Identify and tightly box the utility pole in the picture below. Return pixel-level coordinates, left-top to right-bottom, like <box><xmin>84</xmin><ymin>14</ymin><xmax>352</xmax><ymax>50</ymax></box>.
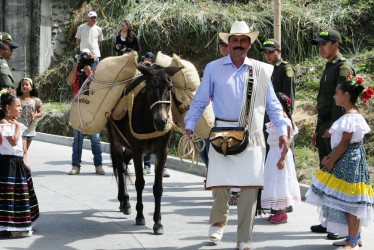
<box><xmin>274</xmin><ymin>0</ymin><xmax>281</xmax><ymax>47</ymax></box>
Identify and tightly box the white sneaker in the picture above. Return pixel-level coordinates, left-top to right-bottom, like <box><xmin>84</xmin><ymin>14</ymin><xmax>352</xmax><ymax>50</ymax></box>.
<box><xmin>163</xmin><ymin>169</ymin><xmax>170</xmax><ymax>177</ymax></box>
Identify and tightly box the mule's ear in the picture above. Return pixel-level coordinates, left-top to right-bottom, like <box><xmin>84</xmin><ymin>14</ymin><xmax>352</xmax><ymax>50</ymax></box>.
<box><xmin>135</xmin><ymin>63</ymin><xmax>153</xmax><ymax>77</ymax></box>
<box><xmin>164</xmin><ymin>66</ymin><xmax>183</xmax><ymax>77</ymax></box>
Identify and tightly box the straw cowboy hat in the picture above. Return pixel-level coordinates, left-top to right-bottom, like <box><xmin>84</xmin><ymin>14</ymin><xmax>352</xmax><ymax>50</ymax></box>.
<box><xmin>219</xmin><ymin>21</ymin><xmax>259</xmax><ymax>45</ymax></box>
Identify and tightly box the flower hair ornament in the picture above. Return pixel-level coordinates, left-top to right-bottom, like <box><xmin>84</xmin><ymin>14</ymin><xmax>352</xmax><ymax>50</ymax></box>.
<box><xmin>347</xmin><ymin>74</ymin><xmax>364</xmax><ymax>86</ymax></box>
<box><xmin>286</xmin><ymin>96</ymin><xmax>292</xmax><ymax>104</ymax></box>
<box><xmin>361</xmin><ymin>86</ymin><xmax>374</xmax><ymax>103</ymax></box>
<box><xmin>346</xmin><ymin>74</ymin><xmax>373</xmax><ymax>103</ymax></box>
<box><xmin>0</xmin><ymin>88</ymin><xmax>14</xmax><ymax>97</ymax></box>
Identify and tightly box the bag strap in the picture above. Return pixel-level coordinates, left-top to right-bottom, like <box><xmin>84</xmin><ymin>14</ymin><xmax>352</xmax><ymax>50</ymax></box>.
<box><xmin>238</xmin><ymin>64</ymin><xmax>253</xmax><ymax>127</ymax></box>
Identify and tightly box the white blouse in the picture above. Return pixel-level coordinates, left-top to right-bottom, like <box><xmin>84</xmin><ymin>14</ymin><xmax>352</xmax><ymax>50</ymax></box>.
<box><xmin>329</xmin><ymin>114</ymin><xmax>371</xmax><ymax>149</ymax></box>
<box><xmin>0</xmin><ymin>124</ymin><xmax>26</xmax><ymax>157</ymax></box>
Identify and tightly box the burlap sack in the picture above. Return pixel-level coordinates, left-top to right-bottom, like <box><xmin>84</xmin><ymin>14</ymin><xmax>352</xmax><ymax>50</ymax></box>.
<box><xmin>155</xmin><ymin>51</ymin><xmax>172</xmax><ymax>67</ymax></box>
<box><xmin>170</xmin><ymin>54</ymin><xmax>200</xmax><ymax>89</ymax></box>
<box><xmin>111</xmin><ymin>95</ymin><xmax>129</xmax><ymax>120</ymax></box>
<box><xmin>169</xmin><ymin>54</ymin><xmax>214</xmax><ymax>138</ymax></box>
<box><xmin>69</xmin><ymin>52</ymin><xmax>138</xmax><ymax>134</ymax></box>
<box><xmin>155</xmin><ymin>52</ymin><xmax>214</xmax><ymax>138</ymax></box>
<box><xmin>171</xmin><ymin>98</ymin><xmax>214</xmax><ymax>139</ymax></box>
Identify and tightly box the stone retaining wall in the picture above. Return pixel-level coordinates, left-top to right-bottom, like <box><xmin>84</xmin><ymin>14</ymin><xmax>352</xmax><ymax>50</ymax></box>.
<box><xmin>0</xmin><ymin>0</ymin><xmax>82</xmax><ymax>85</ymax></box>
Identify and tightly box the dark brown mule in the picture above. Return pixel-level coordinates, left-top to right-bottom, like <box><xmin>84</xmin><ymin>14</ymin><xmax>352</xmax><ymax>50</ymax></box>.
<box><xmin>106</xmin><ymin>63</ymin><xmax>181</xmax><ymax>235</ymax></box>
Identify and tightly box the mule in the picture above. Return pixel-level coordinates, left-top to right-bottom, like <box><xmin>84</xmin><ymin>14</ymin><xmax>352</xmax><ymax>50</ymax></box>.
<box><xmin>106</xmin><ymin>63</ymin><xmax>181</xmax><ymax>235</ymax></box>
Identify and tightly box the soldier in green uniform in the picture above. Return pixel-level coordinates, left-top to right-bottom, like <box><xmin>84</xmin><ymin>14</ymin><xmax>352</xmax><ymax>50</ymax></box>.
<box><xmin>261</xmin><ymin>39</ymin><xmax>295</xmax><ymax>111</ymax></box>
<box><xmin>310</xmin><ymin>29</ymin><xmax>355</xmax><ymax>239</ymax></box>
<box><xmin>0</xmin><ymin>32</ymin><xmax>19</xmax><ymax>90</ymax></box>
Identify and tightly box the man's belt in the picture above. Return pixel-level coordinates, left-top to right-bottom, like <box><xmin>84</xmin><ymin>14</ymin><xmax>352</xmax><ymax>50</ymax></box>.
<box><xmin>215</xmin><ymin>118</ymin><xmax>238</xmax><ymax>122</ymax></box>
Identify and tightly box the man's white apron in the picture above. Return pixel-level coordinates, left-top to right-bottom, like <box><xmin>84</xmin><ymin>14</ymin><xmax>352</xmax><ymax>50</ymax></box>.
<box><xmin>206</xmin><ymin>60</ymin><xmax>273</xmax><ymax>189</ymax></box>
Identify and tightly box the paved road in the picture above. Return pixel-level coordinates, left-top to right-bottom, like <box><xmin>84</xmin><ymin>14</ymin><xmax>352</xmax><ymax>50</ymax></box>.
<box><xmin>0</xmin><ymin>139</ymin><xmax>372</xmax><ymax>249</ymax></box>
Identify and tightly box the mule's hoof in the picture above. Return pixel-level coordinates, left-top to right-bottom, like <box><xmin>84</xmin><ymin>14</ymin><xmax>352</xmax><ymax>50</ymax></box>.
<box><xmin>153</xmin><ymin>225</ymin><xmax>164</xmax><ymax>235</ymax></box>
<box><xmin>136</xmin><ymin>217</ymin><xmax>145</xmax><ymax>225</ymax></box>
<box><xmin>119</xmin><ymin>205</ymin><xmax>131</xmax><ymax>215</ymax></box>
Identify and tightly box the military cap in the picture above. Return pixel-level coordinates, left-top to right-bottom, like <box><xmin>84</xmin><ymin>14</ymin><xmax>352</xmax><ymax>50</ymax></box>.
<box><xmin>312</xmin><ymin>30</ymin><xmax>342</xmax><ymax>45</ymax></box>
<box><xmin>218</xmin><ymin>39</ymin><xmax>227</xmax><ymax>45</ymax></box>
<box><xmin>0</xmin><ymin>42</ymin><xmax>8</xmax><ymax>50</ymax></box>
<box><xmin>261</xmin><ymin>39</ymin><xmax>281</xmax><ymax>51</ymax></box>
<box><xmin>0</xmin><ymin>32</ymin><xmax>20</xmax><ymax>48</ymax></box>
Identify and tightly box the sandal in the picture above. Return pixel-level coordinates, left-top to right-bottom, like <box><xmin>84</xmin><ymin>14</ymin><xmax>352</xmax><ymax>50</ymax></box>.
<box><xmin>237</xmin><ymin>241</ymin><xmax>254</xmax><ymax>250</ymax></box>
<box><xmin>333</xmin><ymin>233</ymin><xmax>362</xmax><ymax>247</ymax></box>
<box><xmin>336</xmin><ymin>236</ymin><xmax>359</xmax><ymax>250</ymax></box>
<box><xmin>208</xmin><ymin>223</ymin><xmax>225</xmax><ymax>242</ymax></box>
<box><xmin>9</xmin><ymin>230</ymin><xmax>33</xmax><ymax>238</ymax></box>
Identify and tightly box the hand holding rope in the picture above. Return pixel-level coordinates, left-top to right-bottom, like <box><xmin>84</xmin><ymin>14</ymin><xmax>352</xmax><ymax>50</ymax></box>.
<box><xmin>173</xmin><ymin>125</ymin><xmax>206</xmax><ymax>170</ymax></box>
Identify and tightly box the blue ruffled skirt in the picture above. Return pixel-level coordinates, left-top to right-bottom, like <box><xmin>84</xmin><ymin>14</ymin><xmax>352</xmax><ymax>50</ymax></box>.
<box><xmin>305</xmin><ymin>142</ymin><xmax>374</xmax><ymax>236</ymax></box>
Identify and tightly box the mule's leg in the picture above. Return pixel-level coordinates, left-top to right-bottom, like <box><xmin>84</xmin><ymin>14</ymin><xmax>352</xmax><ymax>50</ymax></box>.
<box><xmin>107</xmin><ymin>121</ymin><xmax>132</xmax><ymax>215</ymax></box>
<box><xmin>119</xmin><ymin>149</ymin><xmax>132</xmax><ymax>215</ymax></box>
<box><xmin>152</xmin><ymin>150</ymin><xmax>167</xmax><ymax>235</ymax></box>
<box><xmin>133</xmin><ymin>154</ymin><xmax>146</xmax><ymax>225</ymax></box>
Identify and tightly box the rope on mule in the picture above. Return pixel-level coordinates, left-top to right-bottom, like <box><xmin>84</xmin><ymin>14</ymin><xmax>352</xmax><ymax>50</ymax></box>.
<box><xmin>172</xmin><ymin>123</ymin><xmax>205</xmax><ymax>170</ymax></box>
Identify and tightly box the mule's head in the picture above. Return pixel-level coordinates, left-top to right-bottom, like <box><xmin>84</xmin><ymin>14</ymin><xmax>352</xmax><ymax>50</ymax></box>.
<box><xmin>135</xmin><ymin>63</ymin><xmax>182</xmax><ymax>131</ymax></box>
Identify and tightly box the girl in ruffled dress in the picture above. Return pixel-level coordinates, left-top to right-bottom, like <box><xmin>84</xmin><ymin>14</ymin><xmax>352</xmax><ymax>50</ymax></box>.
<box><xmin>0</xmin><ymin>92</ymin><xmax>39</xmax><ymax>237</ymax></box>
<box><xmin>261</xmin><ymin>92</ymin><xmax>301</xmax><ymax>223</ymax></box>
<box><xmin>305</xmin><ymin>76</ymin><xmax>373</xmax><ymax>250</ymax></box>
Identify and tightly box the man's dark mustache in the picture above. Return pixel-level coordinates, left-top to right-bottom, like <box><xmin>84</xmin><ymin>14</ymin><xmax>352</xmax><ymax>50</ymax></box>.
<box><xmin>233</xmin><ymin>46</ymin><xmax>245</xmax><ymax>50</ymax></box>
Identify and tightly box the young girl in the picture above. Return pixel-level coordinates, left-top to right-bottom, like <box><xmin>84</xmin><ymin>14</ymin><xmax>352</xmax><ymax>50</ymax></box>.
<box><xmin>305</xmin><ymin>76</ymin><xmax>373</xmax><ymax>250</ymax></box>
<box><xmin>0</xmin><ymin>92</ymin><xmax>39</xmax><ymax>237</ymax></box>
<box><xmin>261</xmin><ymin>92</ymin><xmax>301</xmax><ymax>223</ymax></box>
<box><xmin>16</xmin><ymin>78</ymin><xmax>43</xmax><ymax>166</ymax></box>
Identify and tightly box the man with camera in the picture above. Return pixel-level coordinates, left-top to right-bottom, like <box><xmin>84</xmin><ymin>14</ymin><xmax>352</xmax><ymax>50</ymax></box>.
<box><xmin>66</xmin><ymin>48</ymin><xmax>105</xmax><ymax>176</ymax></box>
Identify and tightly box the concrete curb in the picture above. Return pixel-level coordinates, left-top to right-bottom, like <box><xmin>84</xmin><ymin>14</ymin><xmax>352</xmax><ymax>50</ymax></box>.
<box><xmin>35</xmin><ymin>132</ymin><xmax>308</xmax><ymax>198</ymax></box>
<box><xmin>34</xmin><ymin>132</ymin><xmax>207</xmax><ymax>177</ymax></box>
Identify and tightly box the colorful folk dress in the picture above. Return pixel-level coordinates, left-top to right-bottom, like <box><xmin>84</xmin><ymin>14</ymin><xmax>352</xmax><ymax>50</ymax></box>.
<box><xmin>261</xmin><ymin>118</ymin><xmax>301</xmax><ymax>210</ymax></box>
<box><xmin>0</xmin><ymin>125</ymin><xmax>39</xmax><ymax>232</ymax></box>
<box><xmin>306</xmin><ymin>114</ymin><xmax>374</xmax><ymax>236</ymax></box>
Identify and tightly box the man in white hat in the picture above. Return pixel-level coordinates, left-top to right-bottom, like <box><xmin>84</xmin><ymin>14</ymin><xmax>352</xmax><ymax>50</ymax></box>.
<box><xmin>75</xmin><ymin>11</ymin><xmax>103</xmax><ymax>69</ymax></box>
<box><xmin>184</xmin><ymin>21</ymin><xmax>289</xmax><ymax>250</ymax></box>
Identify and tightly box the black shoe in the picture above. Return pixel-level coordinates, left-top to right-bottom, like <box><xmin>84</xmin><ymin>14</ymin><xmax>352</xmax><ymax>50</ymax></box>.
<box><xmin>310</xmin><ymin>224</ymin><xmax>327</xmax><ymax>233</ymax></box>
<box><xmin>286</xmin><ymin>206</ymin><xmax>293</xmax><ymax>213</ymax></box>
<box><xmin>327</xmin><ymin>232</ymin><xmax>344</xmax><ymax>240</ymax></box>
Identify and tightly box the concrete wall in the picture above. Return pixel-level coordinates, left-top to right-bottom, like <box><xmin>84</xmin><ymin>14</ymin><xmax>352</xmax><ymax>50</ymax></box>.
<box><xmin>0</xmin><ymin>0</ymin><xmax>32</xmax><ymax>87</ymax></box>
<box><xmin>0</xmin><ymin>0</ymin><xmax>80</xmax><ymax>85</ymax></box>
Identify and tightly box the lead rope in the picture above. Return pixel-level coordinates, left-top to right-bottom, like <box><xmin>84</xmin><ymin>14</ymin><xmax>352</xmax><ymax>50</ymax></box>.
<box><xmin>169</xmin><ymin>121</ymin><xmax>205</xmax><ymax>170</ymax></box>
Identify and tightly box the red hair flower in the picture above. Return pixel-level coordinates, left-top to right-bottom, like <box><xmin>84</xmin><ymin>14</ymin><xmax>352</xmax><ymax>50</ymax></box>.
<box><xmin>361</xmin><ymin>86</ymin><xmax>374</xmax><ymax>103</ymax></box>
<box><xmin>357</xmin><ymin>77</ymin><xmax>364</xmax><ymax>84</ymax></box>
<box><xmin>350</xmin><ymin>75</ymin><xmax>364</xmax><ymax>87</ymax></box>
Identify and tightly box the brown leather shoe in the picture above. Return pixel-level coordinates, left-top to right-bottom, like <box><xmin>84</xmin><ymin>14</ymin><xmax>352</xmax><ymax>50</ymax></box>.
<box><xmin>95</xmin><ymin>166</ymin><xmax>105</xmax><ymax>175</ymax></box>
<box><xmin>68</xmin><ymin>167</ymin><xmax>80</xmax><ymax>175</ymax></box>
